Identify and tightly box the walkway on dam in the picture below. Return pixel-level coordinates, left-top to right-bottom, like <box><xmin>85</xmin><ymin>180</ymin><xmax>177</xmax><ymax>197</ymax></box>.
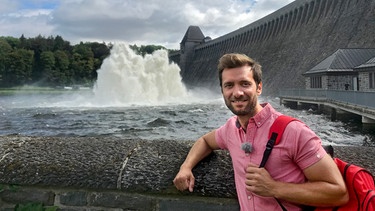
<box><xmin>279</xmin><ymin>89</ymin><xmax>375</xmax><ymax>124</ymax></box>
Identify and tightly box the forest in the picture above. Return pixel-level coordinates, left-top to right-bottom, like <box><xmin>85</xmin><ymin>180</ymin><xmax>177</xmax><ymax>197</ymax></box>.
<box><xmin>0</xmin><ymin>35</ymin><xmax>170</xmax><ymax>88</ymax></box>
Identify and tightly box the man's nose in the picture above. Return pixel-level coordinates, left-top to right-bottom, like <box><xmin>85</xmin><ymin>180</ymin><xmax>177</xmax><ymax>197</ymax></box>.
<box><xmin>233</xmin><ymin>85</ymin><xmax>244</xmax><ymax>97</ymax></box>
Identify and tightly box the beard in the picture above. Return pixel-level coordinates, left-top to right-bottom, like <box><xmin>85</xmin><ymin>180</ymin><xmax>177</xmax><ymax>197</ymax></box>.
<box><xmin>225</xmin><ymin>95</ymin><xmax>258</xmax><ymax>116</ymax></box>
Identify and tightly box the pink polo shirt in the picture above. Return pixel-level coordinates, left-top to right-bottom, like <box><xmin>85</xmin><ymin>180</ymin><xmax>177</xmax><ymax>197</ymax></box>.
<box><xmin>215</xmin><ymin>103</ymin><xmax>326</xmax><ymax>211</ymax></box>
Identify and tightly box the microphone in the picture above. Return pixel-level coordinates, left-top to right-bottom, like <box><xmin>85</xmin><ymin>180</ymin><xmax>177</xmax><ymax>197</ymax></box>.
<box><xmin>241</xmin><ymin>142</ymin><xmax>252</xmax><ymax>156</ymax></box>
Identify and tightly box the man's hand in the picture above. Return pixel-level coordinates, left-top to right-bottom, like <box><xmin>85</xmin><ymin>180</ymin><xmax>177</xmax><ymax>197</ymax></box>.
<box><xmin>173</xmin><ymin>131</ymin><xmax>218</xmax><ymax>193</ymax></box>
<box><xmin>245</xmin><ymin>163</ymin><xmax>277</xmax><ymax>197</ymax></box>
<box><xmin>173</xmin><ymin>167</ymin><xmax>195</xmax><ymax>192</ymax></box>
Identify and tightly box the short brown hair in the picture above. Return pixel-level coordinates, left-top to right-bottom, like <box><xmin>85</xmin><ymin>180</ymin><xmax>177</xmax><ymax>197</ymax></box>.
<box><xmin>218</xmin><ymin>53</ymin><xmax>262</xmax><ymax>87</ymax></box>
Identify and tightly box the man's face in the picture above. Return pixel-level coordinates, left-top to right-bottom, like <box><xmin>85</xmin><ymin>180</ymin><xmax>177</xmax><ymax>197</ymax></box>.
<box><xmin>221</xmin><ymin>65</ymin><xmax>262</xmax><ymax>117</ymax></box>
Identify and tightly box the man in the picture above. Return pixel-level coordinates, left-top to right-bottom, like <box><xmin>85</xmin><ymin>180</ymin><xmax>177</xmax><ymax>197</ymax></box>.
<box><xmin>173</xmin><ymin>53</ymin><xmax>348</xmax><ymax>211</ymax></box>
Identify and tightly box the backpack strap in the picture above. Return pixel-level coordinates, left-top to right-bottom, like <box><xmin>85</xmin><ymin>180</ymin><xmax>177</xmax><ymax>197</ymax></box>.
<box><xmin>259</xmin><ymin>115</ymin><xmax>297</xmax><ymax>211</ymax></box>
<box><xmin>268</xmin><ymin>115</ymin><xmax>297</xmax><ymax>145</ymax></box>
<box><xmin>259</xmin><ymin>115</ymin><xmax>297</xmax><ymax>168</ymax></box>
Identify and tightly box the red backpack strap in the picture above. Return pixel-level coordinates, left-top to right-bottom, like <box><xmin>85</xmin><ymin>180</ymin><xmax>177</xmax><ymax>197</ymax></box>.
<box><xmin>259</xmin><ymin>115</ymin><xmax>298</xmax><ymax>211</ymax></box>
<box><xmin>268</xmin><ymin>115</ymin><xmax>297</xmax><ymax>145</ymax></box>
<box><xmin>260</xmin><ymin>115</ymin><xmax>297</xmax><ymax>168</ymax></box>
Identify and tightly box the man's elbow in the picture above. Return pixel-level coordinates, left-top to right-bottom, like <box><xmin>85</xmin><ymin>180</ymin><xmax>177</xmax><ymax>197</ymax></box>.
<box><xmin>333</xmin><ymin>185</ymin><xmax>349</xmax><ymax>206</ymax></box>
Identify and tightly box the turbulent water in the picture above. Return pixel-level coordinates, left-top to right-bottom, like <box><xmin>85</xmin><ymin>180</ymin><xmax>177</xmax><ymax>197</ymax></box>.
<box><xmin>93</xmin><ymin>43</ymin><xmax>191</xmax><ymax>106</ymax></box>
<box><xmin>0</xmin><ymin>43</ymin><xmax>373</xmax><ymax>146</ymax></box>
<box><xmin>0</xmin><ymin>93</ymin><xmax>372</xmax><ymax>146</ymax></box>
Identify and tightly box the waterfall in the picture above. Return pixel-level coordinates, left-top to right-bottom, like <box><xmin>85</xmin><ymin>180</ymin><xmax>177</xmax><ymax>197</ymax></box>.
<box><xmin>93</xmin><ymin>43</ymin><xmax>190</xmax><ymax>106</ymax></box>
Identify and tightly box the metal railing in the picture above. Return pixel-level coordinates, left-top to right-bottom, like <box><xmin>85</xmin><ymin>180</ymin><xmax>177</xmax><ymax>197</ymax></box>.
<box><xmin>279</xmin><ymin>89</ymin><xmax>375</xmax><ymax>109</ymax></box>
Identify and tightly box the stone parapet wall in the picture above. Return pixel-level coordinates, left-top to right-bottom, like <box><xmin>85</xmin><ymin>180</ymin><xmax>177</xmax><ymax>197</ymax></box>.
<box><xmin>0</xmin><ymin>135</ymin><xmax>374</xmax><ymax>210</ymax></box>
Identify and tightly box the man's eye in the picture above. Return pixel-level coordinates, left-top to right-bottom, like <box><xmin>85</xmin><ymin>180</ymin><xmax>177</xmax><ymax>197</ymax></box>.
<box><xmin>224</xmin><ymin>84</ymin><xmax>233</xmax><ymax>88</ymax></box>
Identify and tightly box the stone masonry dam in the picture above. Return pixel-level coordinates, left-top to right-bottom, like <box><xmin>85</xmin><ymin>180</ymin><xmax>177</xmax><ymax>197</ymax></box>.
<box><xmin>170</xmin><ymin>0</ymin><xmax>375</xmax><ymax>95</ymax></box>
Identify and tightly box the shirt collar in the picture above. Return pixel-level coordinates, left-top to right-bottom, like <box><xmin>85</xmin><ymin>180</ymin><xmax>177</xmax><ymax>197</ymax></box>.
<box><xmin>235</xmin><ymin>103</ymin><xmax>274</xmax><ymax>129</ymax></box>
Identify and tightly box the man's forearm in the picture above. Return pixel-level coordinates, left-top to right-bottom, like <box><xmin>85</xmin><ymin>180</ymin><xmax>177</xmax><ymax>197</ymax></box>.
<box><xmin>180</xmin><ymin>137</ymin><xmax>214</xmax><ymax>170</ymax></box>
<box><xmin>272</xmin><ymin>180</ymin><xmax>348</xmax><ymax>207</ymax></box>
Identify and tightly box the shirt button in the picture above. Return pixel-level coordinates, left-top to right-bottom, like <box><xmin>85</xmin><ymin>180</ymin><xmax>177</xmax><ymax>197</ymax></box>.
<box><xmin>248</xmin><ymin>195</ymin><xmax>252</xmax><ymax>200</ymax></box>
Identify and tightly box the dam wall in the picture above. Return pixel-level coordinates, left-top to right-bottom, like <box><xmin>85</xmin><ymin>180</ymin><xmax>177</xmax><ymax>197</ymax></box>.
<box><xmin>0</xmin><ymin>135</ymin><xmax>374</xmax><ymax>210</ymax></box>
<box><xmin>172</xmin><ymin>0</ymin><xmax>375</xmax><ymax>95</ymax></box>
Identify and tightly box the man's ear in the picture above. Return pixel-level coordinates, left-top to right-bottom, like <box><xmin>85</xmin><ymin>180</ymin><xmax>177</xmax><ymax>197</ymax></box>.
<box><xmin>256</xmin><ymin>82</ymin><xmax>262</xmax><ymax>95</ymax></box>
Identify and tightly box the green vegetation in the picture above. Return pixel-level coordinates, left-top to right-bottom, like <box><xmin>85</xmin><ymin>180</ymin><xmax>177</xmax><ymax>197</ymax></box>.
<box><xmin>0</xmin><ymin>183</ymin><xmax>20</xmax><ymax>192</ymax></box>
<box><xmin>0</xmin><ymin>35</ymin><xmax>177</xmax><ymax>89</ymax></box>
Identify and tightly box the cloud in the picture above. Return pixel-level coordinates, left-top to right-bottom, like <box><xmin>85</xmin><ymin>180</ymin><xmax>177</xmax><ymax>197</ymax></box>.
<box><xmin>0</xmin><ymin>0</ymin><xmax>294</xmax><ymax>49</ymax></box>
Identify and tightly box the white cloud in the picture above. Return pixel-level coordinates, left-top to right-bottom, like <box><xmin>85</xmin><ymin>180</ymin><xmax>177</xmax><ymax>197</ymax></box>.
<box><xmin>0</xmin><ymin>0</ymin><xmax>19</xmax><ymax>13</ymax></box>
<box><xmin>0</xmin><ymin>0</ymin><xmax>294</xmax><ymax>49</ymax></box>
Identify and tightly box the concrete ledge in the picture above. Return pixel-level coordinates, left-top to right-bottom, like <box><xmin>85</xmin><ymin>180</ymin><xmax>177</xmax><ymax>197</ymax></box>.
<box><xmin>0</xmin><ymin>135</ymin><xmax>374</xmax><ymax>210</ymax></box>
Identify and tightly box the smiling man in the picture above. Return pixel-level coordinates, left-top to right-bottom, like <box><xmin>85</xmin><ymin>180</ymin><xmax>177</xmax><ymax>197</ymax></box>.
<box><xmin>173</xmin><ymin>53</ymin><xmax>348</xmax><ymax>211</ymax></box>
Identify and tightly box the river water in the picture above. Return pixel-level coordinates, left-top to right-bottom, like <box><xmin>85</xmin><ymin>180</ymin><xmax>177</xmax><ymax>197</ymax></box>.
<box><xmin>0</xmin><ymin>43</ymin><xmax>373</xmax><ymax>146</ymax></box>
<box><xmin>1</xmin><ymin>92</ymin><xmax>373</xmax><ymax>146</ymax></box>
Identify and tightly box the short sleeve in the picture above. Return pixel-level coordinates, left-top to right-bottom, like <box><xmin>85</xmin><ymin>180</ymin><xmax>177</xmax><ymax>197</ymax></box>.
<box><xmin>215</xmin><ymin>116</ymin><xmax>237</xmax><ymax>150</ymax></box>
<box><xmin>215</xmin><ymin>123</ymin><xmax>228</xmax><ymax>150</ymax></box>
<box><xmin>283</xmin><ymin>121</ymin><xmax>327</xmax><ymax>170</ymax></box>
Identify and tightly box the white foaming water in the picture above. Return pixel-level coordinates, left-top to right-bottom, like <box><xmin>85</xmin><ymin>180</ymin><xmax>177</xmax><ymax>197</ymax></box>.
<box><xmin>92</xmin><ymin>43</ymin><xmax>194</xmax><ymax>106</ymax></box>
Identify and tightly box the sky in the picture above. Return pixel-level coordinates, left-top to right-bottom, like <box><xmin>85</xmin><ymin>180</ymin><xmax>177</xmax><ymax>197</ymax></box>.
<box><xmin>0</xmin><ymin>0</ymin><xmax>294</xmax><ymax>49</ymax></box>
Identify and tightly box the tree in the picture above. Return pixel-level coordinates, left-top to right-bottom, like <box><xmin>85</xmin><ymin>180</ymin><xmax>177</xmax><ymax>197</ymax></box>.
<box><xmin>2</xmin><ymin>36</ymin><xmax>20</xmax><ymax>48</ymax></box>
<box><xmin>0</xmin><ymin>39</ymin><xmax>13</xmax><ymax>85</ymax></box>
<box><xmin>19</xmin><ymin>34</ymin><xmax>28</xmax><ymax>49</ymax></box>
<box><xmin>71</xmin><ymin>43</ymin><xmax>95</xmax><ymax>85</ymax></box>
<box><xmin>88</xmin><ymin>42</ymin><xmax>110</xmax><ymax>79</ymax></box>
<box><xmin>53</xmin><ymin>35</ymin><xmax>71</xmax><ymax>52</ymax></box>
<box><xmin>54</xmin><ymin>50</ymin><xmax>70</xmax><ymax>85</ymax></box>
<box><xmin>40</xmin><ymin>51</ymin><xmax>56</xmax><ymax>85</ymax></box>
<box><xmin>3</xmin><ymin>49</ymin><xmax>34</xmax><ymax>86</ymax></box>
<box><xmin>29</xmin><ymin>35</ymin><xmax>51</xmax><ymax>81</ymax></box>
<box><xmin>139</xmin><ymin>45</ymin><xmax>166</xmax><ymax>56</ymax></box>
